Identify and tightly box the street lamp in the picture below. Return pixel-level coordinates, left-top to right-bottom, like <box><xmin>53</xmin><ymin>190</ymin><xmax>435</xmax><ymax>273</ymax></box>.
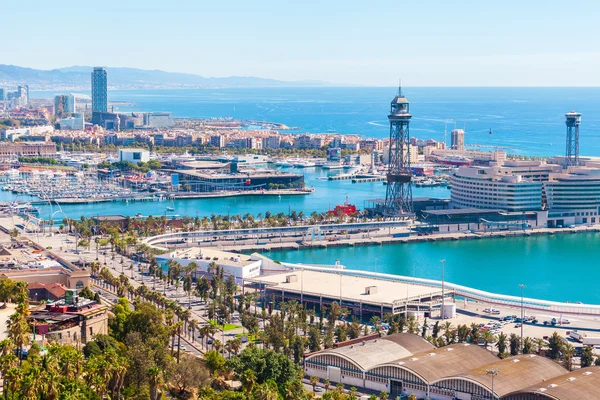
<box><xmin>519</xmin><ymin>284</ymin><xmax>526</xmax><ymax>351</ymax></box>
<box><xmin>440</xmin><ymin>259</ymin><xmax>446</xmax><ymax>319</ymax></box>
<box><xmin>486</xmin><ymin>368</ymin><xmax>499</xmax><ymax>400</ymax></box>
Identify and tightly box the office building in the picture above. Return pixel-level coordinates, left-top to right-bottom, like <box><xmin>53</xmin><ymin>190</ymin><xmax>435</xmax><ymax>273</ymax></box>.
<box><xmin>1</xmin><ymin>125</ymin><xmax>55</xmax><ymax>141</ymax></box>
<box><xmin>58</xmin><ymin>114</ymin><xmax>85</xmax><ymax>130</ymax></box>
<box><xmin>91</xmin><ymin>67</ymin><xmax>108</xmax><ymax>113</ymax></box>
<box><xmin>54</xmin><ymin>94</ymin><xmax>76</xmax><ymax>117</ymax></box>
<box><xmin>0</xmin><ymin>88</ymin><xmax>5</xmax><ymax>100</ymax></box>
<box><xmin>450</xmin><ymin>165</ymin><xmax>543</xmax><ymax>212</ymax></box>
<box><xmin>451</xmin><ymin>128</ymin><xmax>465</xmax><ymax>150</ymax></box>
<box><xmin>144</xmin><ymin>112</ymin><xmax>173</xmax><ymax>128</ymax></box>
<box><xmin>0</xmin><ymin>142</ymin><xmax>57</xmax><ymax>157</ymax></box>
<box><xmin>92</xmin><ymin>112</ymin><xmax>120</xmax><ymax>130</ymax></box>
<box><xmin>17</xmin><ymin>85</ymin><xmax>29</xmax><ymax>106</ymax></box>
<box><xmin>424</xmin><ymin>147</ymin><xmax>507</xmax><ymax>165</ymax></box>
<box><xmin>119</xmin><ymin>148</ymin><xmax>150</xmax><ymax>163</ymax></box>
<box><xmin>545</xmin><ymin>167</ymin><xmax>600</xmax><ymax>226</ymax></box>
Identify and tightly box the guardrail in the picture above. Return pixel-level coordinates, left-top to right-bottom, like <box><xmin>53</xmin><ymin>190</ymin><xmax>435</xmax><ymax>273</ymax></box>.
<box><xmin>281</xmin><ymin>263</ymin><xmax>600</xmax><ymax>316</ymax></box>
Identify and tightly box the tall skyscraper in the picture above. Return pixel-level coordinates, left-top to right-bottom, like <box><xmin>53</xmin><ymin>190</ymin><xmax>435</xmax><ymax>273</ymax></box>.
<box><xmin>91</xmin><ymin>67</ymin><xmax>108</xmax><ymax>113</ymax></box>
<box><xmin>0</xmin><ymin>87</ymin><xmax>5</xmax><ymax>100</ymax></box>
<box><xmin>54</xmin><ymin>94</ymin><xmax>76</xmax><ymax>117</ymax></box>
<box><xmin>17</xmin><ymin>85</ymin><xmax>29</xmax><ymax>106</ymax></box>
<box><xmin>451</xmin><ymin>129</ymin><xmax>465</xmax><ymax>151</ymax></box>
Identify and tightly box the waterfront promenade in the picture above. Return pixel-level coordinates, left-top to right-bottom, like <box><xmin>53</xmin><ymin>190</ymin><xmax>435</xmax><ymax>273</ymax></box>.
<box><xmin>142</xmin><ymin>217</ymin><xmax>600</xmax><ymax>253</ymax></box>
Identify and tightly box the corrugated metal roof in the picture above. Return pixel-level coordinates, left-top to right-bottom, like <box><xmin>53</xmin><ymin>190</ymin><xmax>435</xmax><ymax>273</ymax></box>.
<box><xmin>504</xmin><ymin>366</ymin><xmax>600</xmax><ymax>400</ymax></box>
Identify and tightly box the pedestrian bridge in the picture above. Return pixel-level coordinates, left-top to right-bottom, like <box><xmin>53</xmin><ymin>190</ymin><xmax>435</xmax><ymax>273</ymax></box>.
<box><xmin>142</xmin><ymin>220</ymin><xmax>410</xmax><ymax>249</ymax></box>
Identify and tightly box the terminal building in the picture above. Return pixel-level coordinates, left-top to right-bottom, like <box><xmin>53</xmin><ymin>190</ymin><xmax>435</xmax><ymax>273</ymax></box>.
<box><xmin>304</xmin><ymin>333</ymin><xmax>597</xmax><ymax>400</ymax></box>
<box><xmin>156</xmin><ymin>247</ymin><xmax>262</xmax><ymax>282</ymax></box>
<box><xmin>249</xmin><ymin>269</ymin><xmax>454</xmax><ymax>320</ymax></box>
<box><xmin>172</xmin><ymin>168</ymin><xmax>304</xmax><ymax>193</ymax></box>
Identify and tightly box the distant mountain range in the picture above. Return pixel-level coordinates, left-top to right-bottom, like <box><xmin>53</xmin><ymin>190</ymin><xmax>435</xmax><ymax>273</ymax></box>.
<box><xmin>0</xmin><ymin>65</ymin><xmax>329</xmax><ymax>89</ymax></box>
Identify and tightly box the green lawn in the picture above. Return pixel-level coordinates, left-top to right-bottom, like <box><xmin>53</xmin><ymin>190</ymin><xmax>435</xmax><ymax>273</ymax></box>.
<box><xmin>209</xmin><ymin>320</ymin><xmax>242</xmax><ymax>331</ymax></box>
<box><xmin>235</xmin><ymin>333</ymin><xmax>258</xmax><ymax>342</ymax></box>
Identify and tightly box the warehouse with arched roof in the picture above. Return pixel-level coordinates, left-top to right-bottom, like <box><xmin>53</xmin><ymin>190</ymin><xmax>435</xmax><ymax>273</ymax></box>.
<box><xmin>364</xmin><ymin>343</ymin><xmax>499</xmax><ymax>398</ymax></box>
<box><xmin>304</xmin><ymin>333</ymin><xmax>434</xmax><ymax>388</ymax></box>
<box><xmin>432</xmin><ymin>354</ymin><xmax>567</xmax><ymax>400</ymax></box>
<box><xmin>502</xmin><ymin>366</ymin><xmax>600</xmax><ymax>400</ymax></box>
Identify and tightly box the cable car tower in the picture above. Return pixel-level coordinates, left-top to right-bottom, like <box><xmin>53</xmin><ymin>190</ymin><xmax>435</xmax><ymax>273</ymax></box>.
<box><xmin>565</xmin><ymin>111</ymin><xmax>581</xmax><ymax>167</ymax></box>
<box><xmin>383</xmin><ymin>83</ymin><xmax>413</xmax><ymax>217</ymax></box>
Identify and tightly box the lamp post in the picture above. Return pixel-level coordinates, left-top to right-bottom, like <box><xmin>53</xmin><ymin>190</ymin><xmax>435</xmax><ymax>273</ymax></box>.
<box><xmin>440</xmin><ymin>259</ymin><xmax>446</xmax><ymax>319</ymax></box>
<box><xmin>519</xmin><ymin>284</ymin><xmax>526</xmax><ymax>351</ymax></box>
<box><xmin>486</xmin><ymin>368</ymin><xmax>499</xmax><ymax>400</ymax></box>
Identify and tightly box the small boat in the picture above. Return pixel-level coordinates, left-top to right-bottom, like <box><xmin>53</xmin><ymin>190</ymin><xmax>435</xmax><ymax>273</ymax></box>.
<box><xmin>166</xmin><ymin>206</ymin><xmax>175</xmax><ymax>211</ymax></box>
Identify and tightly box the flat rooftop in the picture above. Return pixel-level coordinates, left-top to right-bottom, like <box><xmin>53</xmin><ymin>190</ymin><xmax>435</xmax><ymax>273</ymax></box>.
<box><xmin>251</xmin><ymin>270</ymin><xmax>445</xmax><ymax>307</ymax></box>
<box><xmin>174</xmin><ymin>169</ymin><xmax>302</xmax><ymax>179</ymax></box>
<box><xmin>160</xmin><ymin>247</ymin><xmax>256</xmax><ymax>268</ymax></box>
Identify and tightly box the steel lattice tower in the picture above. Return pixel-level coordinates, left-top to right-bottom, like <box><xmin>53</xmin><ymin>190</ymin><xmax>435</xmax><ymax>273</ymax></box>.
<box><xmin>565</xmin><ymin>111</ymin><xmax>581</xmax><ymax>167</ymax></box>
<box><xmin>383</xmin><ymin>86</ymin><xmax>413</xmax><ymax>217</ymax></box>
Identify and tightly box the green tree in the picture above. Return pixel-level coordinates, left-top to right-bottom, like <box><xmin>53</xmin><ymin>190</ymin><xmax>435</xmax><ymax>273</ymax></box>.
<box><xmin>509</xmin><ymin>333</ymin><xmax>521</xmax><ymax>356</ymax></box>
<box><xmin>562</xmin><ymin>343</ymin><xmax>575</xmax><ymax>371</ymax></box>
<box><xmin>522</xmin><ymin>337</ymin><xmax>534</xmax><ymax>354</ymax></box>
<box><xmin>548</xmin><ymin>332</ymin><xmax>563</xmax><ymax>360</ymax></box>
<box><xmin>581</xmin><ymin>345</ymin><xmax>595</xmax><ymax>368</ymax></box>
<box><xmin>226</xmin><ymin>347</ymin><xmax>301</xmax><ymax>388</ymax></box>
<box><xmin>496</xmin><ymin>332</ymin><xmax>508</xmax><ymax>356</ymax></box>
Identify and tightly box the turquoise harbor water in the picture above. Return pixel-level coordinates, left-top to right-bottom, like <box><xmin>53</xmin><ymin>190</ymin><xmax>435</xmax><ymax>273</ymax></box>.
<box><xmin>1</xmin><ymin>167</ymin><xmax>447</xmax><ymax>219</ymax></box>
<box><xmin>265</xmin><ymin>232</ymin><xmax>600</xmax><ymax>304</ymax></box>
<box><xmin>21</xmin><ymin>87</ymin><xmax>600</xmax><ymax>303</ymax></box>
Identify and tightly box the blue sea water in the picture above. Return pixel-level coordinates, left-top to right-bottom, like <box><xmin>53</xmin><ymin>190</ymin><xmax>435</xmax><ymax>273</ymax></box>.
<box><xmin>33</xmin><ymin>87</ymin><xmax>600</xmax><ymax>157</ymax></box>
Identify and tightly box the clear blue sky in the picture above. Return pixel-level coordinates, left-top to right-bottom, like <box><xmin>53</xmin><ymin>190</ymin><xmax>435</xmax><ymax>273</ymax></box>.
<box><xmin>4</xmin><ymin>0</ymin><xmax>600</xmax><ymax>86</ymax></box>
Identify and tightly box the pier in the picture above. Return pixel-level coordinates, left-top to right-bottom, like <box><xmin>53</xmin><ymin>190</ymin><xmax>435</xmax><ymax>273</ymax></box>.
<box><xmin>26</xmin><ymin>188</ymin><xmax>313</xmax><ymax>205</ymax></box>
<box><xmin>352</xmin><ymin>176</ymin><xmax>385</xmax><ymax>183</ymax></box>
<box><xmin>327</xmin><ymin>173</ymin><xmax>356</xmax><ymax>181</ymax></box>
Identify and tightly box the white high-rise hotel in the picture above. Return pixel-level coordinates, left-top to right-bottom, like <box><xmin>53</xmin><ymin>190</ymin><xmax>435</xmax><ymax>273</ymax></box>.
<box><xmin>450</xmin><ymin>160</ymin><xmax>600</xmax><ymax>225</ymax></box>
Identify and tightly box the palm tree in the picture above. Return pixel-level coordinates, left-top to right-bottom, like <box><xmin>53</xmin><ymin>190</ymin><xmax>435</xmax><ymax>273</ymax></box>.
<box><xmin>481</xmin><ymin>330</ymin><xmax>496</xmax><ymax>349</ymax></box>
<box><xmin>380</xmin><ymin>391</ymin><xmax>389</xmax><ymax>400</ymax></box>
<box><xmin>240</xmin><ymin>369</ymin><xmax>256</xmax><ymax>399</ymax></box>
<box><xmin>370</xmin><ymin>315</ymin><xmax>381</xmax><ymax>333</ymax></box>
<box><xmin>535</xmin><ymin>338</ymin><xmax>546</xmax><ymax>355</ymax></box>
<box><xmin>213</xmin><ymin>339</ymin><xmax>223</xmax><ymax>354</ymax></box>
<box><xmin>522</xmin><ymin>337</ymin><xmax>534</xmax><ymax>354</ymax></box>
<box><xmin>496</xmin><ymin>332</ymin><xmax>508</xmax><ymax>356</ymax></box>
<box><xmin>148</xmin><ymin>366</ymin><xmax>162</xmax><ymax>400</ymax></box>
<box><xmin>309</xmin><ymin>376</ymin><xmax>319</xmax><ymax>393</ymax></box>
<box><xmin>188</xmin><ymin>319</ymin><xmax>199</xmax><ymax>342</ymax></box>
<box><xmin>323</xmin><ymin>378</ymin><xmax>330</xmax><ymax>393</ymax></box>
<box><xmin>184</xmin><ymin>262</ymin><xmax>198</xmax><ymax>308</ymax></box>
<box><xmin>562</xmin><ymin>343</ymin><xmax>575</xmax><ymax>371</ymax></box>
